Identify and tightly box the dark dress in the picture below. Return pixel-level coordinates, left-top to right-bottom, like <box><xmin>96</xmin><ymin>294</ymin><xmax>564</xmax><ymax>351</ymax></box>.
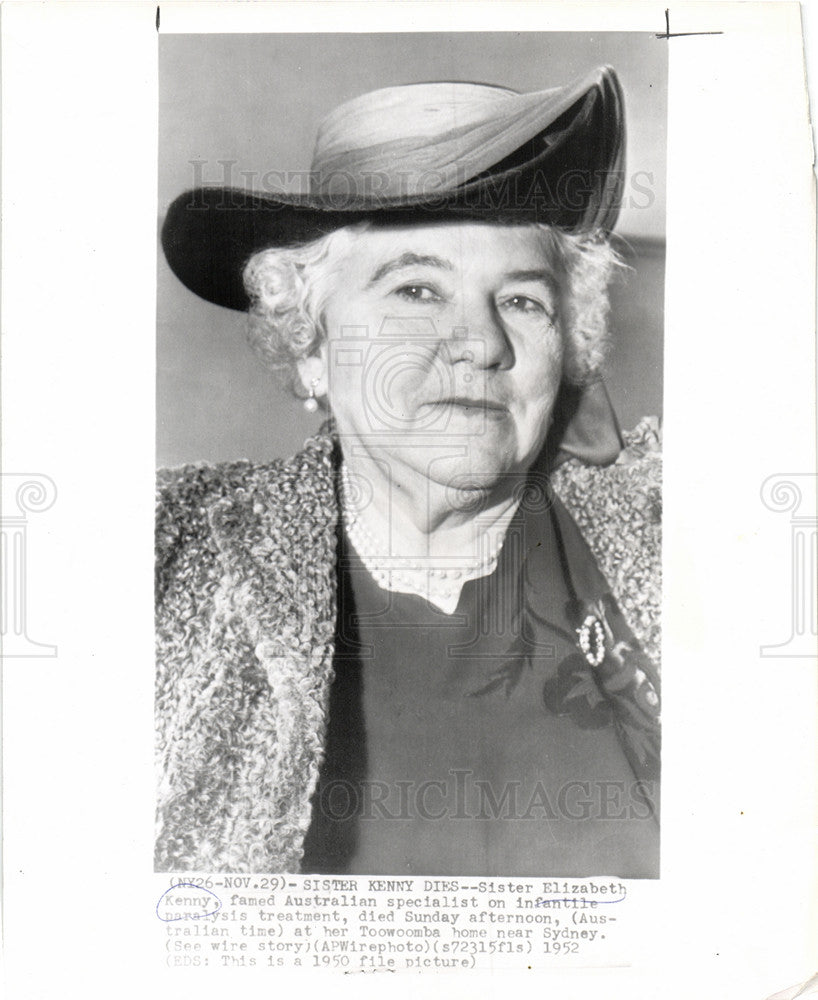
<box><xmin>302</xmin><ymin>484</ymin><xmax>660</xmax><ymax>877</ymax></box>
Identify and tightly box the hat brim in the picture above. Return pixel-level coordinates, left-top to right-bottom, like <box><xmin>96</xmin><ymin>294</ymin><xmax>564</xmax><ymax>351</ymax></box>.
<box><xmin>161</xmin><ymin>66</ymin><xmax>625</xmax><ymax>312</ymax></box>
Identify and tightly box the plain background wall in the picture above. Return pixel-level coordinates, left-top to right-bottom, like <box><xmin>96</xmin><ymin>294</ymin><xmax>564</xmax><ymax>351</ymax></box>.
<box><xmin>157</xmin><ymin>33</ymin><xmax>666</xmax><ymax>466</ymax></box>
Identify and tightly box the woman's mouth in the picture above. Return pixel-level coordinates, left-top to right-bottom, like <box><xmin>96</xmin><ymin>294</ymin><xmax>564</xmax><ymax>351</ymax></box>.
<box><xmin>433</xmin><ymin>396</ymin><xmax>508</xmax><ymax>415</ymax></box>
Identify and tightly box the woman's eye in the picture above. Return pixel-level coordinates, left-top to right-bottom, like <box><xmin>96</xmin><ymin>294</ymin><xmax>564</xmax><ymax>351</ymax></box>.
<box><xmin>500</xmin><ymin>295</ymin><xmax>556</xmax><ymax>322</ymax></box>
<box><xmin>503</xmin><ymin>295</ymin><xmax>542</xmax><ymax>313</ymax></box>
<box><xmin>394</xmin><ymin>284</ymin><xmax>441</xmax><ymax>303</ymax></box>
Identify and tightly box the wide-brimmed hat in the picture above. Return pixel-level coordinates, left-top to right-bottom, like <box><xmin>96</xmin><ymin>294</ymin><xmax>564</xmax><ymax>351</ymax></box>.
<box><xmin>162</xmin><ymin>65</ymin><xmax>625</xmax><ymax>312</ymax></box>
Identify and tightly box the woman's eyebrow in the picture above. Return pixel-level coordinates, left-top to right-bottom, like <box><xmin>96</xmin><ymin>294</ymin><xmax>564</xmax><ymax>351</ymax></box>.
<box><xmin>366</xmin><ymin>252</ymin><xmax>453</xmax><ymax>287</ymax></box>
<box><xmin>503</xmin><ymin>269</ymin><xmax>557</xmax><ymax>286</ymax></box>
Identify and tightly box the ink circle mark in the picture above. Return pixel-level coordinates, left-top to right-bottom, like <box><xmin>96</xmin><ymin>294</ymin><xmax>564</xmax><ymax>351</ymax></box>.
<box><xmin>156</xmin><ymin>882</ymin><xmax>223</xmax><ymax>922</ymax></box>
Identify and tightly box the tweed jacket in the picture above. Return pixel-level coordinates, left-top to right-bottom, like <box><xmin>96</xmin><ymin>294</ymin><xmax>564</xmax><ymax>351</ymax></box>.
<box><xmin>155</xmin><ymin>422</ymin><xmax>662</xmax><ymax>873</ymax></box>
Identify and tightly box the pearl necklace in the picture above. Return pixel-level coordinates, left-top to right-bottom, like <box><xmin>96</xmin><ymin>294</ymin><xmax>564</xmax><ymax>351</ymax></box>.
<box><xmin>340</xmin><ymin>463</ymin><xmax>515</xmax><ymax>612</ymax></box>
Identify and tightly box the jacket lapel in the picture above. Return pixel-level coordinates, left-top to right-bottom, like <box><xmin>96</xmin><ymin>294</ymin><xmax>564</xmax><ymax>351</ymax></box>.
<box><xmin>202</xmin><ymin>434</ymin><xmax>340</xmax><ymax>870</ymax></box>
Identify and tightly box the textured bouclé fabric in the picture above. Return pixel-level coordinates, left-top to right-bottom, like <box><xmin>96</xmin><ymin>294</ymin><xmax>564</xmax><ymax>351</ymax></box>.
<box><xmin>155</xmin><ymin>422</ymin><xmax>661</xmax><ymax>873</ymax></box>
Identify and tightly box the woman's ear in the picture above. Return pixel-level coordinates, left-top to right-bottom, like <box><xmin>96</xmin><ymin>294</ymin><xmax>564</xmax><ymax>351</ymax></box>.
<box><xmin>296</xmin><ymin>353</ymin><xmax>328</xmax><ymax>401</ymax></box>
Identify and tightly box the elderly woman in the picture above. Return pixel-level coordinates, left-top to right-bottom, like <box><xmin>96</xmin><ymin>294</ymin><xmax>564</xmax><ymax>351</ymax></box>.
<box><xmin>156</xmin><ymin>66</ymin><xmax>661</xmax><ymax>876</ymax></box>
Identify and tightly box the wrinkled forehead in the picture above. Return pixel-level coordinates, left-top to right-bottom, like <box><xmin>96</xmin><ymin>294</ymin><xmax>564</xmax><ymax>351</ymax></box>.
<box><xmin>331</xmin><ymin>220</ymin><xmax>563</xmax><ymax>281</ymax></box>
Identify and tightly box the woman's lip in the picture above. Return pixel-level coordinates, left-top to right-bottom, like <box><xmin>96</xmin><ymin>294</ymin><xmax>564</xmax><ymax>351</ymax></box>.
<box><xmin>434</xmin><ymin>397</ymin><xmax>508</xmax><ymax>411</ymax></box>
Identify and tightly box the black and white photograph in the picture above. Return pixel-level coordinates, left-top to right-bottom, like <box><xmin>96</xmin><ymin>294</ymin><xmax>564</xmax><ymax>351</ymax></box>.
<box><xmin>2</xmin><ymin>3</ymin><xmax>817</xmax><ymax>997</ymax></box>
<box><xmin>156</xmin><ymin>32</ymin><xmax>666</xmax><ymax>876</ymax></box>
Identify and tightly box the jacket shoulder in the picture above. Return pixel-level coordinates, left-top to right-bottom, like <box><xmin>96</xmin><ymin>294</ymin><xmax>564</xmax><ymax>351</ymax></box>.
<box><xmin>155</xmin><ymin>430</ymin><xmax>337</xmax><ymax>582</ymax></box>
<box><xmin>157</xmin><ymin>460</ymin><xmax>256</xmax><ymax>555</ymax></box>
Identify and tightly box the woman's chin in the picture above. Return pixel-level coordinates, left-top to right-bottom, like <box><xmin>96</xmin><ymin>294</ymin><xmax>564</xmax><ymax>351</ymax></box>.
<box><xmin>346</xmin><ymin>427</ymin><xmax>538</xmax><ymax>493</ymax></box>
<box><xmin>422</xmin><ymin>448</ymin><xmax>526</xmax><ymax>496</ymax></box>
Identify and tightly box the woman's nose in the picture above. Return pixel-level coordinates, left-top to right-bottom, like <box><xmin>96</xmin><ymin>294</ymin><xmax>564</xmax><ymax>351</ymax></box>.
<box><xmin>448</xmin><ymin>296</ymin><xmax>514</xmax><ymax>371</ymax></box>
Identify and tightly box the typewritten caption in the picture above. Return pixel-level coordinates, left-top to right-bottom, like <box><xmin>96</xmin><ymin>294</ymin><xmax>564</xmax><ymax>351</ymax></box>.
<box><xmin>156</xmin><ymin>875</ymin><xmax>645</xmax><ymax>971</ymax></box>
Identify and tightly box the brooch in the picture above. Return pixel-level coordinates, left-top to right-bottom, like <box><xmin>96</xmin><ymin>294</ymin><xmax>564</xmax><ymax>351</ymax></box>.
<box><xmin>576</xmin><ymin>614</ymin><xmax>606</xmax><ymax>667</ymax></box>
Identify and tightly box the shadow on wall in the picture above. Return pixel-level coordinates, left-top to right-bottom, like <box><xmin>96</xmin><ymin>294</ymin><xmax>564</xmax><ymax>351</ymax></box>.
<box><xmin>156</xmin><ymin>237</ymin><xmax>665</xmax><ymax>468</ymax></box>
<box><xmin>607</xmin><ymin>236</ymin><xmax>665</xmax><ymax>434</ymax></box>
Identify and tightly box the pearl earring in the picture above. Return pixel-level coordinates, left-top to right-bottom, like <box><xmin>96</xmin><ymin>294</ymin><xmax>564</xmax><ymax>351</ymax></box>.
<box><xmin>304</xmin><ymin>378</ymin><xmax>320</xmax><ymax>413</ymax></box>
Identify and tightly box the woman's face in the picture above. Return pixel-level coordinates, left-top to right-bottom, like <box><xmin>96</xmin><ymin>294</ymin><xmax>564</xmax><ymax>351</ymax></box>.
<box><xmin>320</xmin><ymin>221</ymin><xmax>565</xmax><ymax>494</ymax></box>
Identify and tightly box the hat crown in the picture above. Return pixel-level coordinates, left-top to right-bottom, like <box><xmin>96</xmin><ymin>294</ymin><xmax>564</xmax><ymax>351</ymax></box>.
<box><xmin>310</xmin><ymin>80</ymin><xmax>562</xmax><ymax>198</ymax></box>
<box><xmin>314</xmin><ymin>81</ymin><xmax>521</xmax><ymax>158</ymax></box>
